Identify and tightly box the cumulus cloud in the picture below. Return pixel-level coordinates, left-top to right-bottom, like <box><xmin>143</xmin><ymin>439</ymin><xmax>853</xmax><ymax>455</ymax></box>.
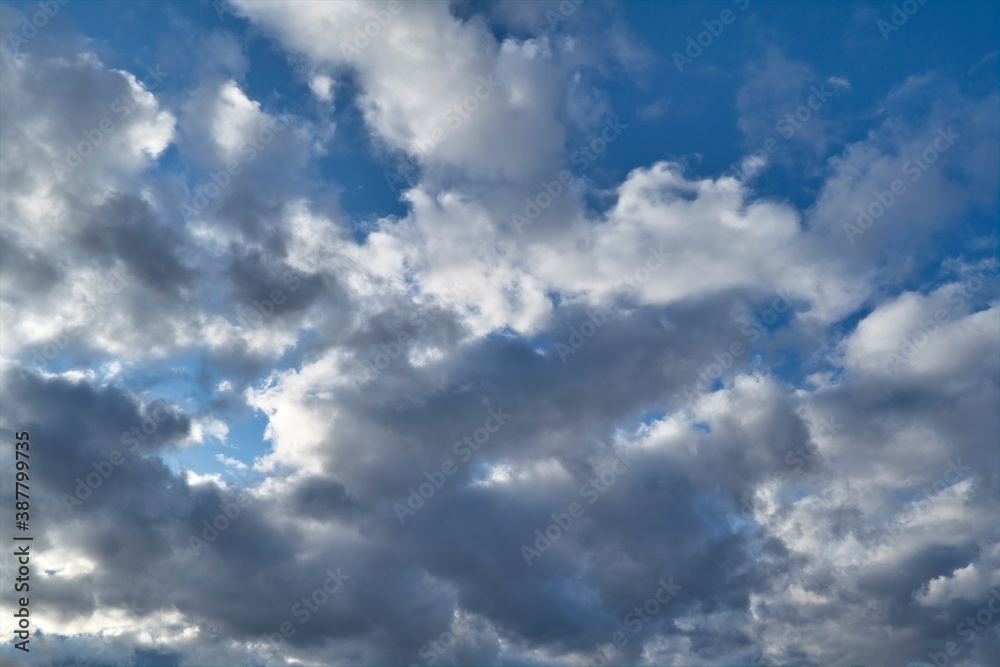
<box><xmin>0</xmin><ymin>1</ymin><xmax>997</xmax><ymax>666</ymax></box>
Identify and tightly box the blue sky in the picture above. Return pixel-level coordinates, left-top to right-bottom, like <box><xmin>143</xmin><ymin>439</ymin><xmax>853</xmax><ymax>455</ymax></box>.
<box><xmin>0</xmin><ymin>1</ymin><xmax>998</xmax><ymax>665</ymax></box>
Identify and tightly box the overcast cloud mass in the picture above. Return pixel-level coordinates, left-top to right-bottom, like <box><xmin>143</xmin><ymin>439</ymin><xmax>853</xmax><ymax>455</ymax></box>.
<box><xmin>0</xmin><ymin>1</ymin><xmax>998</xmax><ymax>666</ymax></box>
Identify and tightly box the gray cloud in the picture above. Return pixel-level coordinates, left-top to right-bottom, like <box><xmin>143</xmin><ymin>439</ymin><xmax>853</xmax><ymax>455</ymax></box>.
<box><xmin>0</xmin><ymin>2</ymin><xmax>997</xmax><ymax>666</ymax></box>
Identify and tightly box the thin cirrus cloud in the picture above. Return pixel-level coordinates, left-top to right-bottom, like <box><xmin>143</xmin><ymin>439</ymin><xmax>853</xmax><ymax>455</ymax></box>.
<box><xmin>0</xmin><ymin>1</ymin><xmax>997</xmax><ymax>666</ymax></box>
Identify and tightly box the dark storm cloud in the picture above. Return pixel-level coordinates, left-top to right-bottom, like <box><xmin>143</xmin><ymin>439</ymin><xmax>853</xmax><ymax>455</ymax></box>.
<box><xmin>213</xmin><ymin>295</ymin><xmax>827</xmax><ymax>662</ymax></box>
<box><xmin>78</xmin><ymin>194</ymin><xmax>196</xmax><ymax>297</ymax></box>
<box><xmin>0</xmin><ymin>290</ymin><xmax>819</xmax><ymax>666</ymax></box>
<box><xmin>0</xmin><ymin>235</ymin><xmax>62</xmax><ymax>297</ymax></box>
<box><xmin>224</xmin><ymin>246</ymin><xmax>330</xmax><ymax>320</ymax></box>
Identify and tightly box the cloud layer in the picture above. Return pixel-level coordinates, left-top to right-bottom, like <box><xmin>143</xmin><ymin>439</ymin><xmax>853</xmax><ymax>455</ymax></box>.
<box><xmin>0</xmin><ymin>1</ymin><xmax>997</xmax><ymax>666</ymax></box>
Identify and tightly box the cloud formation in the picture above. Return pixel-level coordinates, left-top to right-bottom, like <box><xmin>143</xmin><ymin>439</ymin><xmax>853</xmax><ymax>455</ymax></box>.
<box><xmin>0</xmin><ymin>1</ymin><xmax>997</xmax><ymax>666</ymax></box>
